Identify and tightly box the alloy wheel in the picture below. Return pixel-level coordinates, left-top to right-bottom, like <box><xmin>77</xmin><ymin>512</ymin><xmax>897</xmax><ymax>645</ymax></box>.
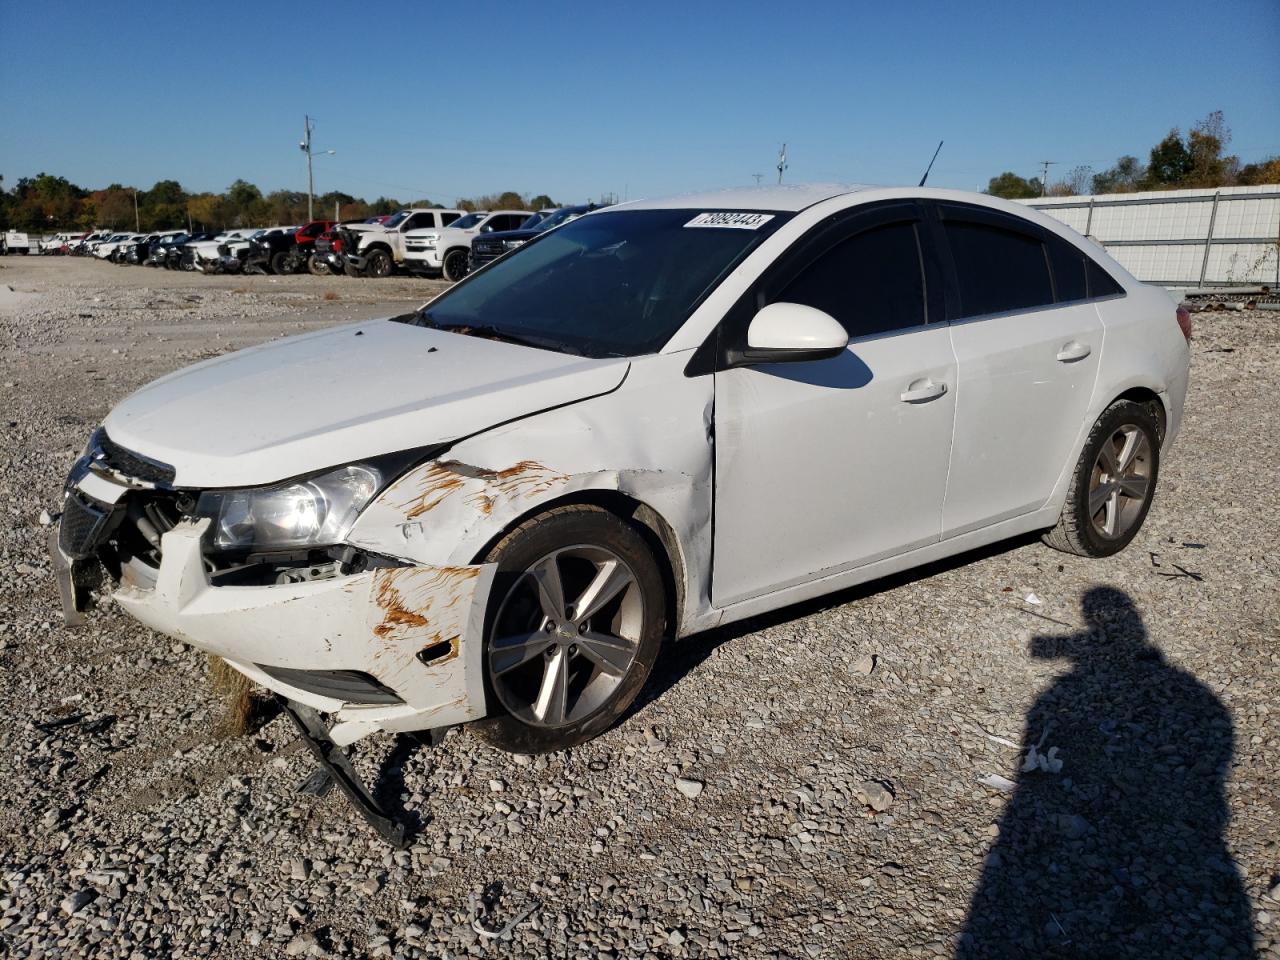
<box><xmin>488</xmin><ymin>546</ymin><xmax>644</xmax><ymax>728</ymax></box>
<box><xmin>1088</xmin><ymin>424</ymin><xmax>1152</xmax><ymax>539</ymax></box>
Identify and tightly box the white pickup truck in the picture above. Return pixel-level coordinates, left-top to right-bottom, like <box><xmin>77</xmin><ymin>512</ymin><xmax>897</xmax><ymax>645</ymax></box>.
<box><xmin>402</xmin><ymin>210</ymin><xmax>533</xmax><ymax>280</ymax></box>
<box><xmin>1</xmin><ymin>231</ymin><xmax>31</xmax><ymax>255</ymax></box>
<box><xmin>342</xmin><ymin>209</ymin><xmax>466</xmax><ymax>278</ymax></box>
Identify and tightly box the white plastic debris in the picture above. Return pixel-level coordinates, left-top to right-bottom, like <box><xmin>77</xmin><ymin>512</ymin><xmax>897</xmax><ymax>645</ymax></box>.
<box><xmin>1021</xmin><ymin>744</ymin><xmax>1064</xmax><ymax>774</ymax></box>
<box><xmin>978</xmin><ymin>774</ymin><xmax>1017</xmax><ymax>793</ymax></box>
<box><xmin>1024</xmin><ymin>592</ymin><xmax>1043</xmax><ymax>605</ymax></box>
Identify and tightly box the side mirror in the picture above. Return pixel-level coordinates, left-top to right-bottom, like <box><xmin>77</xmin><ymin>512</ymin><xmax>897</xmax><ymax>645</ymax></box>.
<box><xmin>733</xmin><ymin>302</ymin><xmax>849</xmax><ymax>365</ymax></box>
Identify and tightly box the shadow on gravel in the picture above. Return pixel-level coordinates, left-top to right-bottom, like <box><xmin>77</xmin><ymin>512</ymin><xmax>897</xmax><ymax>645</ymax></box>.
<box><xmin>957</xmin><ymin>586</ymin><xmax>1253</xmax><ymax>960</ymax></box>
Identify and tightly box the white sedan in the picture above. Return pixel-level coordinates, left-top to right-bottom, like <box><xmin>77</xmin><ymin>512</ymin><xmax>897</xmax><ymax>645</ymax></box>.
<box><xmin>54</xmin><ymin>183</ymin><xmax>1188</xmax><ymax>801</ymax></box>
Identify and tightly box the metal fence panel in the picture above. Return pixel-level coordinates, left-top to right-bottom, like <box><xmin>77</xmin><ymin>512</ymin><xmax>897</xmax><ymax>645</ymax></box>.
<box><xmin>1020</xmin><ymin>185</ymin><xmax>1280</xmax><ymax>287</ymax></box>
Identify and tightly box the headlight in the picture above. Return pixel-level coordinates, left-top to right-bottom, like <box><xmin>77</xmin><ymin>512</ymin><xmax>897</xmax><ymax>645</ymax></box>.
<box><xmin>502</xmin><ymin>239</ymin><xmax>526</xmax><ymax>251</ymax></box>
<box><xmin>196</xmin><ymin>464</ymin><xmax>382</xmax><ymax>552</ymax></box>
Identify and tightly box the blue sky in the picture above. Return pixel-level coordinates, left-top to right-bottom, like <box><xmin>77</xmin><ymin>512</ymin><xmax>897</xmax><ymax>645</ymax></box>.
<box><xmin>1</xmin><ymin>0</ymin><xmax>1277</xmax><ymax>205</ymax></box>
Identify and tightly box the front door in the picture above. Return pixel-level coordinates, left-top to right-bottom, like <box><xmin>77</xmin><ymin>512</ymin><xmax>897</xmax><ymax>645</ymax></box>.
<box><xmin>712</xmin><ymin>204</ymin><xmax>957</xmax><ymax>607</ymax></box>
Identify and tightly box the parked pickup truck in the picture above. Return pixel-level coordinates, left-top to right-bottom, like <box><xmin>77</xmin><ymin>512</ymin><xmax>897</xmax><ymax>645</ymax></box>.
<box><xmin>402</xmin><ymin>210</ymin><xmax>533</xmax><ymax>280</ymax></box>
<box><xmin>469</xmin><ymin>205</ymin><xmax>600</xmax><ymax>270</ymax></box>
<box><xmin>342</xmin><ymin>208</ymin><xmax>465</xmax><ymax>277</ymax></box>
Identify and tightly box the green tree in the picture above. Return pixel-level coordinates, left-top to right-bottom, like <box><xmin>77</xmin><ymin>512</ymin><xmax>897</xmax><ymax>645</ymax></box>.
<box><xmin>1092</xmin><ymin>156</ymin><xmax>1145</xmax><ymax>194</ymax></box>
<box><xmin>985</xmin><ymin>171</ymin><xmax>1041</xmax><ymax>199</ymax></box>
<box><xmin>1146</xmin><ymin>131</ymin><xmax>1193</xmax><ymax>187</ymax></box>
<box><xmin>141</xmin><ymin>179</ymin><xmax>187</xmax><ymax>229</ymax></box>
<box><xmin>528</xmin><ymin>194</ymin><xmax>556</xmax><ymax>210</ymax></box>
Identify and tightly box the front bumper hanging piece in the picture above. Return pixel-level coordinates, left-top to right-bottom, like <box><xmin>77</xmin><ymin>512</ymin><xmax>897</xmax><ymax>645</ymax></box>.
<box><xmin>279</xmin><ymin>697</ymin><xmax>410</xmax><ymax>849</ymax></box>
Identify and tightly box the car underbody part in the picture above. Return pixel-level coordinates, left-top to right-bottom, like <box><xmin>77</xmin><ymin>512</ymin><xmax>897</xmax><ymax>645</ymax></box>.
<box><xmin>279</xmin><ymin>697</ymin><xmax>410</xmax><ymax>849</ymax></box>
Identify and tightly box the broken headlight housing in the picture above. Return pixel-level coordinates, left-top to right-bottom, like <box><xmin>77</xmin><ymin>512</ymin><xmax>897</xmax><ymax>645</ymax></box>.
<box><xmin>195</xmin><ymin>464</ymin><xmax>382</xmax><ymax>552</ymax></box>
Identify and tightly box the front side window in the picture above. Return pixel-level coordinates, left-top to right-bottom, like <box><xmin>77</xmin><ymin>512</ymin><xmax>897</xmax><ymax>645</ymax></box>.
<box><xmin>776</xmin><ymin>220</ymin><xmax>928</xmax><ymax>338</ymax></box>
<box><xmin>943</xmin><ymin>221</ymin><xmax>1054</xmax><ymax>318</ymax></box>
<box><xmin>410</xmin><ymin>209</ymin><xmax>790</xmax><ymax>357</ymax></box>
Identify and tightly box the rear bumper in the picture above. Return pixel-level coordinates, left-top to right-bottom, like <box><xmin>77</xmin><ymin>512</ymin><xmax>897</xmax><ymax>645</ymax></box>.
<box><xmin>61</xmin><ymin>516</ymin><xmax>495</xmax><ymax>745</ymax></box>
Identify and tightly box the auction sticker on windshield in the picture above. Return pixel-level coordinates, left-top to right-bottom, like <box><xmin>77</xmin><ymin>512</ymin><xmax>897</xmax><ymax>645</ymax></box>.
<box><xmin>684</xmin><ymin>212</ymin><xmax>775</xmax><ymax>229</ymax></box>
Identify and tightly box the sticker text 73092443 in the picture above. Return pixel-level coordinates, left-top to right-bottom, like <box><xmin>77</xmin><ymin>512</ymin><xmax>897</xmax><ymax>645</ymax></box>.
<box><xmin>684</xmin><ymin>212</ymin><xmax>775</xmax><ymax>230</ymax></box>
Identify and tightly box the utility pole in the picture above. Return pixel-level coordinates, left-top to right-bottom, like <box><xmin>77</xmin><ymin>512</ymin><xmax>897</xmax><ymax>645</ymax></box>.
<box><xmin>1039</xmin><ymin>160</ymin><xmax>1056</xmax><ymax>197</ymax></box>
<box><xmin>301</xmin><ymin>115</ymin><xmax>315</xmax><ymax>222</ymax></box>
<box><xmin>777</xmin><ymin>144</ymin><xmax>788</xmax><ymax>184</ymax></box>
<box><xmin>133</xmin><ymin>188</ymin><xmax>140</xmax><ymax>231</ymax></box>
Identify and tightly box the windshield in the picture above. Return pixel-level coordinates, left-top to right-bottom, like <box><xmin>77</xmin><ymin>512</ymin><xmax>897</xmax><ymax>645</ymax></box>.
<box><xmin>449</xmin><ymin>213</ymin><xmax>485</xmax><ymax>230</ymax></box>
<box><xmin>381</xmin><ymin>211</ymin><xmax>411</xmax><ymax>228</ymax></box>
<box><xmin>519</xmin><ymin>212</ymin><xmax>551</xmax><ymax>230</ymax></box>
<box><xmin>408</xmin><ymin>208</ymin><xmax>789</xmax><ymax>358</ymax></box>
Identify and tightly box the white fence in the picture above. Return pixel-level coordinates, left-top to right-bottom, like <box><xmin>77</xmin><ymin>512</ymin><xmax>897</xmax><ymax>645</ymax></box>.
<box><xmin>1019</xmin><ymin>185</ymin><xmax>1280</xmax><ymax>288</ymax></box>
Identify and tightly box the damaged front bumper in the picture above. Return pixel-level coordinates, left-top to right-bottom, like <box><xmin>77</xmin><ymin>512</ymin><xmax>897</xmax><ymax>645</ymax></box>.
<box><xmin>53</xmin><ymin>501</ymin><xmax>495</xmax><ymax>746</ymax></box>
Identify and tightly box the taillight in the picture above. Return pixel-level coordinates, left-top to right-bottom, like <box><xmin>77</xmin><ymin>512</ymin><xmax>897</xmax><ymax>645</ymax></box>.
<box><xmin>1175</xmin><ymin>305</ymin><xmax>1193</xmax><ymax>343</ymax></box>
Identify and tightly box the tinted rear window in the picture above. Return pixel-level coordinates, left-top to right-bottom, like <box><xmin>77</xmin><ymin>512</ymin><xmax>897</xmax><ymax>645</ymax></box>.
<box><xmin>1045</xmin><ymin>233</ymin><xmax>1088</xmax><ymax>303</ymax></box>
<box><xmin>1087</xmin><ymin>258</ymin><xmax>1124</xmax><ymax>298</ymax></box>
<box><xmin>944</xmin><ymin>221</ymin><xmax>1053</xmax><ymax>318</ymax></box>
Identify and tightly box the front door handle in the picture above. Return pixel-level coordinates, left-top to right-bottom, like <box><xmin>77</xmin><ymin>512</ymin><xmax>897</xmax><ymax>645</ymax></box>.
<box><xmin>900</xmin><ymin>379</ymin><xmax>948</xmax><ymax>403</ymax></box>
<box><xmin>1056</xmin><ymin>341</ymin><xmax>1092</xmax><ymax>363</ymax></box>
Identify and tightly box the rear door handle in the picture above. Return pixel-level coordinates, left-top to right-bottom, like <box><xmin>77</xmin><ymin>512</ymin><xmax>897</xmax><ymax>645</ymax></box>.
<box><xmin>900</xmin><ymin>379</ymin><xmax>948</xmax><ymax>403</ymax></box>
<box><xmin>1056</xmin><ymin>341</ymin><xmax>1092</xmax><ymax>363</ymax></box>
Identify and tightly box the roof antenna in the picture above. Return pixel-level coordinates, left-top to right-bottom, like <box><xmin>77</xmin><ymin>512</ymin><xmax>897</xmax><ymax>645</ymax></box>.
<box><xmin>918</xmin><ymin>140</ymin><xmax>944</xmax><ymax>187</ymax></box>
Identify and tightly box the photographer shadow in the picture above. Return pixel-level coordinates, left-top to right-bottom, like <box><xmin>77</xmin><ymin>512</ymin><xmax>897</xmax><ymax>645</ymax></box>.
<box><xmin>958</xmin><ymin>586</ymin><xmax>1253</xmax><ymax>959</ymax></box>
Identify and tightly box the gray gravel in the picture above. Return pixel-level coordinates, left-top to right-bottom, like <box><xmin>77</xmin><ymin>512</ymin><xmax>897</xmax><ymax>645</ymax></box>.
<box><xmin>1</xmin><ymin>256</ymin><xmax>1277</xmax><ymax>958</ymax></box>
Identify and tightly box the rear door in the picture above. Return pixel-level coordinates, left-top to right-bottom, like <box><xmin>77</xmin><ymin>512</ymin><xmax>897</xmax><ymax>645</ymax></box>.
<box><xmin>932</xmin><ymin>202</ymin><xmax>1103</xmax><ymax>536</ymax></box>
<box><xmin>712</xmin><ymin>202</ymin><xmax>957</xmax><ymax>606</ymax></box>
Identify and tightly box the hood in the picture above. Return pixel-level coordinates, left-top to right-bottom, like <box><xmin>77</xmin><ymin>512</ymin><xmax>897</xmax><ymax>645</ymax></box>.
<box><xmin>102</xmin><ymin>319</ymin><xmax>630</xmax><ymax>488</ymax></box>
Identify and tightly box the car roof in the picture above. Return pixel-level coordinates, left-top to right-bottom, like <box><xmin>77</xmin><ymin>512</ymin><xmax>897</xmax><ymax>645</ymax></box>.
<box><xmin>616</xmin><ymin>183</ymin><xmax>875</xmax><ymax>213</ymax></box>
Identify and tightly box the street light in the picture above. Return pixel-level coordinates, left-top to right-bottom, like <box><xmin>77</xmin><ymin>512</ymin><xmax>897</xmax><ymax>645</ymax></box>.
<box><xmin>299</xmin><ymin>114</ymin><xmax>336</xmax><ymax>222</ymax></box>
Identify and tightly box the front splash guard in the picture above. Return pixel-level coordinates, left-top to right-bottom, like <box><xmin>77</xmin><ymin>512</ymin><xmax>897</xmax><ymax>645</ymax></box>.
<box><xmin>281</xmin><ymin>697</ymin><xmax>413</xmax><ymax>849</ymax></box>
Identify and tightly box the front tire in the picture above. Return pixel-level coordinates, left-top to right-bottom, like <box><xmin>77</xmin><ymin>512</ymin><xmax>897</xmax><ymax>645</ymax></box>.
<box><xmin>442</xmin><ymin>248</ymin><xmax>470</xmax><ymax>282</ymax></box>
<box><xmin>307</xmin><ymin>254</ymin><xmax>329</xmax><ymax>276</ymax></box>
<box><xmin>471</xmin><ymin>505</ymin><xmax>666</xmax><ymax>754</ymax></box>
<box><xmin>269</xmin><ymin>251</ymin><xmax>292</xmax><ymax>275</ymax></box>
<box><xmin>1043</xmin><ymin>399</ymin><xmax>1161</xmax><ymax>557</ymax></box>
<box><xmin>364</xmin><ymin>249</ymin><xmax>393</xmax><ymax>278</ymax></box>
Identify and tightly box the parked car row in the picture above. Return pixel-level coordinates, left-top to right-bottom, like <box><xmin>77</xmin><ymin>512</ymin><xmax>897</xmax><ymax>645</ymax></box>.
<box><xmin>24</xmin><ymin>203</ymin><xmax>604</xmax><ymax>280</ymax></box>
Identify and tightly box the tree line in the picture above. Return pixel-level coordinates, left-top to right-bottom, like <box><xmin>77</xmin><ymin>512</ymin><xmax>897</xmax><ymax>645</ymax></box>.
<box><xmin>0</xmin><ymin>175</ymin><xmax>560</xmax><ymax>233</ymax></box>
<box><xmin>986</xmin><ymin>112</ymin><xmax>1279</xmax><ymax>199</ymax></box>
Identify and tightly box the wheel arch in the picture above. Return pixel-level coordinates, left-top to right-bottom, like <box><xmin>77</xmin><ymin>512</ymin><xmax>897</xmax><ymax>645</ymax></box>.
<box><xmin>1111</xmin><ymin>385</ymin><xmax>1167</xmax><ymax>443</ymax></box>
<box><xmin>470</xmin><ymin>489</ymin><xmax>686</xmax><ymax>641</ymax></box>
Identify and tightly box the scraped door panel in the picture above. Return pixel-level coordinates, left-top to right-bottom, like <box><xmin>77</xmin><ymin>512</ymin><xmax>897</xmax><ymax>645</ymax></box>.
<box><xmin>712</xmin><ymin>326</ymin><xmax>956</xmax><ymax>607</ymax></box>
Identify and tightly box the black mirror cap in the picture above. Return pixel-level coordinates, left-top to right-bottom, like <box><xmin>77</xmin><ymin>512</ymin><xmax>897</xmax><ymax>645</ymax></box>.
<box><xmin>724</xmin><ymin>343</ymin><xmax>846</xmax><ymax>369</ymax></box>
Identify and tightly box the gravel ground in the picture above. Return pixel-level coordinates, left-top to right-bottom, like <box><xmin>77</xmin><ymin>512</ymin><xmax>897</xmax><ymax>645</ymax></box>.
<box><xmin>1</xmin><ymin>256</ymin><xmax>1277</xmax><ymax>959</ymax></box>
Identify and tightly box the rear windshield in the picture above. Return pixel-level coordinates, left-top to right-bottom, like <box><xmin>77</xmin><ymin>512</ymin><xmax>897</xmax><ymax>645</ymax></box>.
<box><xmin>408</xmin><ymin>208</ymin><xmax>790</xmax><ymax>358</ymax></box>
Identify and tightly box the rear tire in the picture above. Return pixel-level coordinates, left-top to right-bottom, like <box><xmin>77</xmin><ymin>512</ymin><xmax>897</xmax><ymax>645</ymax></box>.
<box><xmin>1043</xmin><ymin>399</ymin><xmax>1161</xmax><ymax>558</ymax></box>
<box><xmin>471</xmin><ymin>505</ymin><xmax>666</xmax><ymax>754</ymax></box>
<box><xmin>442</xmin><ymin>248</ymin><xmax>470</xmax><ymax>282</ymax></box>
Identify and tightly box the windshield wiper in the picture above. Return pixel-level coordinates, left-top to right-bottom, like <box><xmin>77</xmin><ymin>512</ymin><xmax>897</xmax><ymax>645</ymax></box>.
<box><xmin>440</xmin><ymin>322</ymin><xmax>579</xmax><ymax>353</ymax></box>
<box><xmin>398</xmin><ymin>311</ymin><xmax>585</xmax><ymax>355</ymax></box>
